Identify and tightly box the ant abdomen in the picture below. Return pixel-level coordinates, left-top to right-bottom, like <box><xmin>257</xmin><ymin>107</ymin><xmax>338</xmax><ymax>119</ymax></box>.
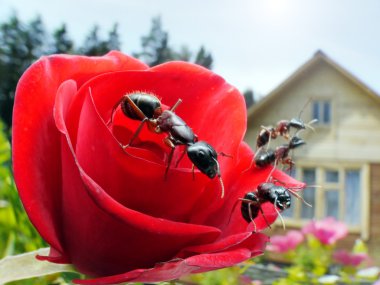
<box><xmin>121</xmin><ymin>92</ymin><xmax>162</xmax><ymax>120</ymax></box>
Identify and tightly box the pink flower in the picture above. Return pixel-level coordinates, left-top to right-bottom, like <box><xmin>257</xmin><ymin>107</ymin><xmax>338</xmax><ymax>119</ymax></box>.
<box><xmin>333</xmin><ymin>250</ymin><xmax>369</xmax><ymax>267</ymax></box>
<box><xmin>267</xmin><ymin>230</ymin><xmax>304</xmax><ymax>253</ymax></box>
<box><xmin>302</xmin><ymin>217</ymin><xmax>348</xmax><ymax>245</ymax></box>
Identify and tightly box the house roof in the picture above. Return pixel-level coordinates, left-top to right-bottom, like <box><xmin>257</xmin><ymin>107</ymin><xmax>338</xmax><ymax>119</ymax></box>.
<box><xmin>247</xmin><ymin>50</ymin><xmax>380</xmax><ymax>119</ymax></box>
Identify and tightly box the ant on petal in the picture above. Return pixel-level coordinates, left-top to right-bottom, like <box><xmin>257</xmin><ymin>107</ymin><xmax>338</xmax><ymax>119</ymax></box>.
<box><xmin>237</xmin><ymin>179</ymin><xmax>312</xmax><ymax>232</ymax></box>
<box><xmin>109</xmin><ymin>92</ymin><xmax>226</xmax><ymax>197</ymax></box>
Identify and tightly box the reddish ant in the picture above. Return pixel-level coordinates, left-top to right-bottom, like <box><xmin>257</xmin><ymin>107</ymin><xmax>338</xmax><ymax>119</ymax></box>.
<box><xmin>236</xmin><ymin>179</ymin><xmax>312</xmax><ymax>232</ymax></box>
<box><xmin>109</xmin><ymin>92</ymin><xmax>226</xmax><ymax>197</ymax></box>
<box><xmin>256</xmin><ymin>99</ymin><xmax>318</xmax><ymax>150</ymax></box>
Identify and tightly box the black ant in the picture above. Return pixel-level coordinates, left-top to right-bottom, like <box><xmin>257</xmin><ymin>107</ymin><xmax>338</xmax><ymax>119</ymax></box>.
<box><xmin>109</xmin><ymin>92</ymin><xmax>226</xmax><ymax>197</ymax></box>
<box><xmin>254</xmin><ymin>135</ymin><xmax>306</xmax><ymax>170</ymax></box>
<box><xmin>238</xmin><ymin>180</ymin><xmax>312</xmax><ymax>232</ymax></box>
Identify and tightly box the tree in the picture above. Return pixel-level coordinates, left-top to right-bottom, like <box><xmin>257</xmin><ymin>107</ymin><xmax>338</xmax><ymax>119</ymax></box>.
<box><xmin>51</xmin><ymin>24</ymin><xmax>74</xmax><ymax>54</ymax></box>
<box><xmin>134</xmin><ymin>16</ymin><xmax>214</xmax><ymax>69</ymax></box>
<box><xmin>133</xmin><ymin>16</ymin><xmax>174</xmax><ymax>66</ymax></box>
<box><xmin>0</xmin><ymin>15</ymin><xmax>47</xmax><ymax>127</ymax></box>
<box><xmin>80</xmin><ymin>25</ymin><xmax>109</xmax><ymax>56</ymax></box>
<box><xmin>243</xmin><ymin>88</ymin><xmax>255</xmax><ymax>109</ymax></box>
<box><xmin>79</xmin><ymin>24</ymin><xmax>121</xmax><ymax>56</ymax></box>
<box><xmin>194</xmin><ymin>46</ymin><xmax>213</xmax><ymax>69</ymax></box>
<box><xmin>107</xmin><ymin>23</ymin><xmax>121</xmax><ymax>51</ymax></box>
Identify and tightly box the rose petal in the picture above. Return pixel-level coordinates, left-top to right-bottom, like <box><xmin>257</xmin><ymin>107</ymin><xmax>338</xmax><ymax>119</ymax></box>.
<box><xmin>53</xmin><ymin>80</ymin><xmax>222</xmax><ymax>276</ymax></box>
<box><xmin>74</xmin><ymin>245</ymin><xmax>265</xmax><ymax>285</ymax></box>
<box><xmin>12</xmin><ymin>52</ymin><xmax>147</xmax><ymax>256</ymax></box>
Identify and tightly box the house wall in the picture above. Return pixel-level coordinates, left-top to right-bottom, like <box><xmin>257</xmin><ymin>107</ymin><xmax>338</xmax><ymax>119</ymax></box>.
<box><xmin>245</xmin><ymin>59</ymin><xmax>380</xmax><ymax>265</ymax></box>
<box><xmin>245</xmin><ymin>61</ymin><xmax>380</xmax><ymax>163</ymax></box>
<box><xmin>369</xmin><ymin>163</ymin><xmax>380</xmax><ymax>264</ymax></box>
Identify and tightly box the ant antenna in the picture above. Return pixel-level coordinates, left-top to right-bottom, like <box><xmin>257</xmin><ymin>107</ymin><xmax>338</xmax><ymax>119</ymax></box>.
<box><xmin>305</xmin><ymin>118</ymin><xmax>318</xmax><ymax>132</ymax></box>
<box><xmin>213</xmin><ymin>157</ymin><xmax>224</xmax><ymax>198</ymax></box>
<box><xmin>286</xmin><ymin>188</ymin><xmax>313</xmax><ymax>208</ymax></box>
<box><xmin>298</xmin><ymin>98</ymin><xmax>312</xmax><ymax>119</ymax></box>
<box><xmin>274</xmin><ymin>202</ymin><xmax>286</xmax><ymax>230</ymax></box>
<box><xmin>170</xmin><ymin>99</ymin><xmax>182</xmax><ymax>112</ymax></box>
<box><xmin>271</xmin><ymin>178</ymin><xmax>316</xmax><ymax>208</ymax></box>
<box><xmin>273</xmin><ymin>197</ymin><xmax>286</xmax><ymax>230</ymax></box>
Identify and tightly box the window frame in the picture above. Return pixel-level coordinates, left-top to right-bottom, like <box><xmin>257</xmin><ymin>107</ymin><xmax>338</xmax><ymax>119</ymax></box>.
<box><xmin>279</xmin><ymin>162</ymin><xmax>370</xmax><ymax>240</ymax></box>
<box><xmin>312</xmin><ymin>99</ymin><xmax>332</xmax><ymax>126</ymax></box>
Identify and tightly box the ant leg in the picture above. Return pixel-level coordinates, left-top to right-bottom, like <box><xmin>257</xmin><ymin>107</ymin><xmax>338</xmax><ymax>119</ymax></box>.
<box><xmin>174</xmin><ymin>149</ymin><xmax>187</xmax><ymax>168</ymax></box>
<box><xmin>170</xmin><ymin>99</ymin><xmax>183</xmax><ymax>112</ymax></box>
<box><xmin>274</xmin><ymin>198</ymin><xmax>286</xmax><ymax>230</ymax></box>
<box><xmin>227</xmin><ymin>198</ymin><xmax>244</xmax><ymax>226</ymax></box>
<box><xmin>191</xmin><ymin>164</ymin><xmax>195</xmax><ymax>180</ymax></box>
<box><xmin>123</xmin><ymin>118</ymin><xmax>148</xmax><ymax>149</ymax></box>
<box><xmin>258</xmin><ymin>206</ymin><xmax>272</xmax><ymax>229</ymax></box>
<box><xmin>163</xmin><ymin>137</ymin><xmax>176</xmax><ymax>180</ymax></box>
<box><xmin>266</xmin><ymin>161</ymin><xmax>278</xmax><ymax>182</ymax></box>
<box><xmin>107</xmin><ymin>95</ymin><xmax>126</xmax><ymax>127</ymax></box>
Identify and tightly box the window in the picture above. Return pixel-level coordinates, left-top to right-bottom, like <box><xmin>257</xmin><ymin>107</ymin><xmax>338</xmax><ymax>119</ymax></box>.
<box><xmin>283</xmin><ymin>164</ymin><xmax>369</xmax><ymax>238</ymax></box>
<box><xmin>312</xmin><ymin>100</ymin><xmax>331</xmax><ymax>124</ymax></box>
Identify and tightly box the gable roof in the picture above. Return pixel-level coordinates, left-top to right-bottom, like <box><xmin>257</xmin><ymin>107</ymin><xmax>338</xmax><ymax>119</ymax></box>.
<box><xmin>247</xmin><ymin>50</ymin><xmax>380</xmax><ymax>119</ymax></box>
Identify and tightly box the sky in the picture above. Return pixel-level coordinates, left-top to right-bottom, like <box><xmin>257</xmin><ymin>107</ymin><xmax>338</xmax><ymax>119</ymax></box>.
<box><xmin>1</xmin><ymin>0</ymin><xmax>379</xmax><ymax>97</ymax></box>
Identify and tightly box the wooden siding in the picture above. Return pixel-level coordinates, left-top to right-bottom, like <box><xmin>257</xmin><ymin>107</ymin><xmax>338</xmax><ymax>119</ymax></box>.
<box><xmin>246</xmin><ymin>54</ymin><xmax>380</xmax><ymax>265</ymax></box>
<box><xmin>369</xmin><ymin>163</ymin><xmax>380</xmax><ymax>264</ymax></box>
<box><xmin>245</xmin><ymin>61</ymin><xmax>380</xmax><ymax>163</ymax></box>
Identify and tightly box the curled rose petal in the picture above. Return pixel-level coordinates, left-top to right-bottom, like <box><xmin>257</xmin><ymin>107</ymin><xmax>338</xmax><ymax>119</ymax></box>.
<box><xmin>12</xmin><ymin>52</ymin><xmax>305</xmax><ymax>284</ymax></box>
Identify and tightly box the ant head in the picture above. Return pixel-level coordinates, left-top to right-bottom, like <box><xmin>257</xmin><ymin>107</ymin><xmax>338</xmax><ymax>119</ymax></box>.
<box><xmin>274</xmin><ymin>187</ymin><xmax>292</xmax><ymax>210</ymax></box>
<box><xmin>187</xmin><ymin>141</ymin><xmax>219</xmax><ymax>179</ymax></box>
<box><xmin>288</xmin><ymin>118</ymin><xmax>306</xmax><ymax>130</ymax></box>
<box><xmin>289</xmin><ymin>136</ymin><xmax>306</xmax><ymax>149</ymax></box>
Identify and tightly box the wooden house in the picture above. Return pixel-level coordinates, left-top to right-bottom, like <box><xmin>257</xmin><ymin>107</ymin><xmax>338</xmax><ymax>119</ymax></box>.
<box><xmin>245</xmin><ymin>50</ymin><xmax>380</xmax><ymax>262</ymax></box>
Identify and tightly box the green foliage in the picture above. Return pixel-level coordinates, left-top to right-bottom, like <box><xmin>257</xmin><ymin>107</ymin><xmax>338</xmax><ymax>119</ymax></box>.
<box><xmin>133</xmin><ymin>16</ymin><xmax>214</xmax><ymax>68</ymax></box>
<box><xmin>79</xmin><ymin>24</ymin><xmax>121</xmax><ymax>56</ymax></box>
<box><xmin>0</xmin><ymin>14</ymin><xmax>47</xmax><ymax>128</ymax></box>
<box><xmin>51</xmin><ymin>24</ymin><xmax>74</xmax><ymax>54</ymax></box>
<box><xmin>271</xmin><ymin>234</ymin><xmax>373</xmax><ymax>285</ymax></box>
<box><xmin>0</xmin><ymin>122</ymin><xmax>44</xmax><ymax>258</ymax></box>
<box><xmin>188</xmin><ymin>266</ymin><xmax>243</xmax><ymax>285</ymax></box>
<box><xmin>0</xmin><ymin>121</ymin><xmax>82</xmax><ymax>284</ymax></box>
<box><xmin>0</xmin><ymin>14</ymin><xmax>214</xmax><ymax>131</ymax></box>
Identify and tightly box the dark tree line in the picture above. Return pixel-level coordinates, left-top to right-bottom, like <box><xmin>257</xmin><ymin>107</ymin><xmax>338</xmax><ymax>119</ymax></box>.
<box><xmin>0</xmin><ymin>15</ymin><xmax>214</xmax><ymax>129</ymax></box>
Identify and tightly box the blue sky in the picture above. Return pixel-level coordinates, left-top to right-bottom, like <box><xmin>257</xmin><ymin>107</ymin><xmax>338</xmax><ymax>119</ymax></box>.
<box><xmin>1</xmin><ymin>0</ymin><xmax>379</xmax><ymax>96</ymax></box>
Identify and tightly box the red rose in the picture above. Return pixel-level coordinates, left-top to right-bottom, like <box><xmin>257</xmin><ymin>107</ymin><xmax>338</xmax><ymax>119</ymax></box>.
<box><xmin>12</xmin><ymin>51</ymin><xmax>302</xmax><ymax>284</ymax></box>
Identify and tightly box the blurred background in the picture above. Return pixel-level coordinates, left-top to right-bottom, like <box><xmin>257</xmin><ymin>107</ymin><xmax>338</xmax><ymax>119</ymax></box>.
<box><xmin>1</xmin><ymin>0</ymin><xmax>379</xmax><ymax>284</ymax></box>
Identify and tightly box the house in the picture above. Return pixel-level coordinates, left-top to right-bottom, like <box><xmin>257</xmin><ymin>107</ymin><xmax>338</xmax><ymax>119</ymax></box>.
<box><xmin>245</xmin><ymin>50</ymin><xmax>380</xmax><ymax>261</ymax></box>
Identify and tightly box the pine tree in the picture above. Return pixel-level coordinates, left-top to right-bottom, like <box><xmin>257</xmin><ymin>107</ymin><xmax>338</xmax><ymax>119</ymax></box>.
<box><xmin>51</xmin><ymin>24</ymin><xmax>74</xmax><ymax>54</ymax></box>
<box><xmin>0</xmin><ymin>15</ymin><xmax>47</xmax><ymax>128</ymax></box>
<box><xmin>194</xmin><ymin>46</ymin><xmax>213</xmax><ymax>69</ymax></box>
<box><xmin>106</xmin><ymin>23</ymin><xmax>121</xmax><ymax>51</ymax></box>
<box><xmin>133</xmin><ymin>16</ymin><xmax>174</xmax><ymax>66</ymax></box>
<box><xmin>80</xmin><ymin>25</ymin><xmax>109</xmax><ymax>56</ymax></box>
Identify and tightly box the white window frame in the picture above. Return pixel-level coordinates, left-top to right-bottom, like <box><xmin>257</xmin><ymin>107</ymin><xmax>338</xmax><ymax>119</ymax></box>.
<box><xmin>312</xmin><ymin>99</ymin><xmax>332</xmax><ymax>125</ymax></box>
<box><xmin>279</xmin><ymin>162</ymin><xmax>370</xmax><ymax>240</ymax></box>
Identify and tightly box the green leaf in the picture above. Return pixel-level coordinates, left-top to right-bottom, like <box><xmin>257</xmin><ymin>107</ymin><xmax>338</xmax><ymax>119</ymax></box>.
<box><xmin>0</xmin><ymin>248</ymin><xmax>76</xmax><ymax>284</ymax></box>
